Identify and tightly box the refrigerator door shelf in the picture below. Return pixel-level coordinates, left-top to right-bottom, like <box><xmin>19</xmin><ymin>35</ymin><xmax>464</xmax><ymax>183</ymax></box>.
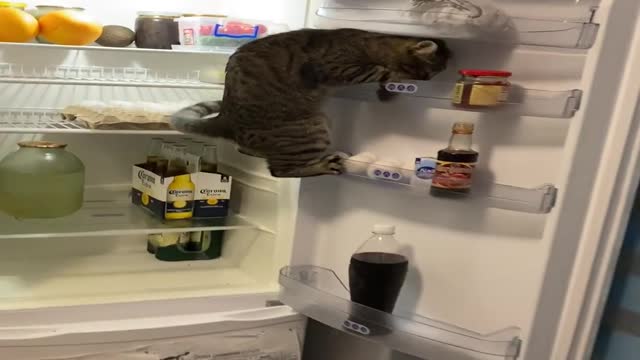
<box><xmin>315</xmin><ymin>4</ymin><xmax>599</xmax><ymax>49</ymax></box>
<box><xmin>343</xmin><ymin>159</ymin><xmax>558</xmax><ymax>214</ymax></box>
<box><xmin>0</xmin><ymin>185</ymin><xmax>261</xmax><ymax>240</ymax></box>
<box><xmin>333</xmin><ymin>82</ymin><xmax>583</xmax><ymax>119</ymax></box>
<box><xmin>279</xmin><ymin>265</ymin><xmax>521</xmax><ymax>360</ymax></box>
<box><xmin>0</xmin><ymin>62</ymin><xmax>222</xmax><ymax>90</ymax></box>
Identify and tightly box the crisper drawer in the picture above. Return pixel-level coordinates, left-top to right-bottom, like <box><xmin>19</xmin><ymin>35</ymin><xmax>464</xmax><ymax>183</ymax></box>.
<box><xmin>0</xmin><ymin>303</ymin><xmax>305</xmax><ymax>359</ymax></box>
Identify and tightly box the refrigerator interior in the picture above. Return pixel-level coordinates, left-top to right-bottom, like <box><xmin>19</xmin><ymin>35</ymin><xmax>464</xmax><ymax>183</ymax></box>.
<box><xmin>0</xmin><ymin>0</ymin><xmax>307</xmax><ymax>310</ymax></box>
<box><xmin>2</xmin><ymin>0</ymin><xmax>640</xmax><ymax>359</ymax></box>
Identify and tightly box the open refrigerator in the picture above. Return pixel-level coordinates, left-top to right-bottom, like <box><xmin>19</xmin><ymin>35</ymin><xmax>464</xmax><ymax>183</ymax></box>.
<box><xmin>0</xmin><ymin>0</ymin><xmax>639</xmax><ymax>359</ymax></box>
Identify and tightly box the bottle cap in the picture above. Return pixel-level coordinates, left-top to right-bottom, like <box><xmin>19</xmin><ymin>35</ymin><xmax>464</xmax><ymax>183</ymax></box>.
<box><xmin>373</xmin><ymin>224</ymin><xmax>395</xmax><ymax>235</ymax></box>
<box><xmin>452</xmin><ymin>122</ymin><xmax>474</xmax><ymax>134</ymax></box>
<box><xmin>459</xmin><ymin>69</ymin><xmax>512</xmax><ymax>78</ymax></box>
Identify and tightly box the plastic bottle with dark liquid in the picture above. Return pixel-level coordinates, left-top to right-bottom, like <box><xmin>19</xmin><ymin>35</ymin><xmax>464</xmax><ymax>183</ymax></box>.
<box><xmin>348</xmin><ymin>225</ymin><xmax>408</xmax><ymax>336</ymax></box>
<box><xmin>430</xmin><ymin>122</ymin><xmax>479</xmax><ymax>197</ymax></box>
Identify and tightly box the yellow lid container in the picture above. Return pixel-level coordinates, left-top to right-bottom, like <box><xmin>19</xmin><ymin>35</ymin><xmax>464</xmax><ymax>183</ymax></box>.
<box><xmin>0</xmin><ymin>2</ymin><xmax>27</xmax><ymax>9</ymax></box>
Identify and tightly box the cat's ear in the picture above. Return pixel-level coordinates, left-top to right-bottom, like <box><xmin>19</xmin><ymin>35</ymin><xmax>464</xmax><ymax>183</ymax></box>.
<box><xmin>409</xmin><ymin>40</ymin><xmax>438</xmax><ymax>60</ymax></box>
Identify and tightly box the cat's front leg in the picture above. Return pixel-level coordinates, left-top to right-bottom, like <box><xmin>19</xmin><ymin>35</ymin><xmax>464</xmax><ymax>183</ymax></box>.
<box><xmin>377</xmin><ymin>72</ymin><xmax>403</xmax><ymax>102</ymax></box>
<box><xmin>377</xmin><ymin>84</ymin><xmax>398</xmax><ymax>102</ymax></box>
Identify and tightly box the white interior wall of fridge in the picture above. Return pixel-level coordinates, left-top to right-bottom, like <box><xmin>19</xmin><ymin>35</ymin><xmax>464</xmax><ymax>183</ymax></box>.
<box><xmin>0</xmin><ymin>0</ymin><xmax>305</xmax><ymax>311</ymax></box>
<box><xmin>296</xmin><ymin>1</ymin><xmax>610</xmax><ymax>359</ymax></box>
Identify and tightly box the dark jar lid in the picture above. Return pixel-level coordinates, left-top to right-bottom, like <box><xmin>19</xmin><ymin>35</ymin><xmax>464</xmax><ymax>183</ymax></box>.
<box><xmin>459</xmin><ymin>69</ymin><xmax>512</xmax><ymax>78</ymax></box>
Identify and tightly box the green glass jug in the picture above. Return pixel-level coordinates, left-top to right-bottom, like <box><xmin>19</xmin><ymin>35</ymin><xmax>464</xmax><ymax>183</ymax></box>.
<box><xmin>0</xmin><ymin>141</ymin><xmax>85</xmax><ymax>218</ymax></box>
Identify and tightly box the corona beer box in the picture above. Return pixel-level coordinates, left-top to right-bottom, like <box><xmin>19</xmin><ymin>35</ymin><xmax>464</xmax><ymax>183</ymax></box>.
<box><xmin>131</xmin><ymin>164</ymin><xmax>232</xmax><ymax>220</ymax></box>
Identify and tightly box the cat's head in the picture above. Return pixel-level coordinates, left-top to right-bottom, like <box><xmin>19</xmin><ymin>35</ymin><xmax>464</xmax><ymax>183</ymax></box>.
<box><xmin>395</xmin><ymin>38</ymin><xmax>450</xmax><ymax>81</ymax></box>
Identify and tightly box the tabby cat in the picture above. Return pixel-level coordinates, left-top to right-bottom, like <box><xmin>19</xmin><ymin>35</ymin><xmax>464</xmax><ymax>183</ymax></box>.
<box><xmin>171</xmin><ymin>28</ymin><xmax>450</xmax><ymax>178</ymax></box>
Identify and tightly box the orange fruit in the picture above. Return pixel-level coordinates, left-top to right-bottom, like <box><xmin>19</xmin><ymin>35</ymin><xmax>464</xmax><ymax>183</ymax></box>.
<box><xmin>38</xmin><ymin>9</ymin><xmax>102</xmax><ymax>45</ymax></box>
<box><xmin>0</xmin><ymin>8</ymin><xmax>39</xmax><ymax>43</ymax></box>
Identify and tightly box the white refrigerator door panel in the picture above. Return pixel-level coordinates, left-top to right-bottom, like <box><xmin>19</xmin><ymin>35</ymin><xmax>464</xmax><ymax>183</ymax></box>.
<box><xmin>541</xmin><ymin>2</ymin><xmax>640</xmax><ymax>359</ymax></box>
<box><xmin>0</xmin><ymin>305</ymin><xmax>305</xmax><ymax>359</ymax></box>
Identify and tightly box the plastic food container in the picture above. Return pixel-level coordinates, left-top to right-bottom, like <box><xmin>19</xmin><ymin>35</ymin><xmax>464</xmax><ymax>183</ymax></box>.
<box><xmin>452</xmin><ymin>69</ymin><xmax>512</xmax><ymax>107</ymax></box>
<box><xmin>176</xmin><ymin>16</ymin><xmax>287</xmax><ymax>50</ymax></box>
<box><xmin>135</xmin><ymin>11</ymin><xmax>181</xmax><ymax>49</ymax></box>
<box><xmin>0</xmin><ymin>141</ymin><xmax>85</xmax><ymax>219</ymax></box>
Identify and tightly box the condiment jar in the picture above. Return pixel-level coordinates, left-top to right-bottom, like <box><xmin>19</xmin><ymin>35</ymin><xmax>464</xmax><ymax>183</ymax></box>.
<box><xmin>135</xmin><ymin>11</ymin><xmax>181</xmax><ymax>49</ymax></box>
<box><xmin>0</xmin><ymin>141</ymin><xmax>85</xmax><ymax>218</ymax></box>
<box><xmin>452</xmin><ymin>69</ymin><xmax>512</xmax><ymax>107</ymax></box>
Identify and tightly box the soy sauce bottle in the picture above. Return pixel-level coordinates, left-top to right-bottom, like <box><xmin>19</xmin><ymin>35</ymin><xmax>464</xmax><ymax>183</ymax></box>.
<box><xmin>430</xmin><ymin>122</ymin><xmax>479</xmax><ymax>197</ymax></box>
<box><xmin>349</xmin><ymin>225</ymin><xmax>408</xmax><ymax>313</ymax></box>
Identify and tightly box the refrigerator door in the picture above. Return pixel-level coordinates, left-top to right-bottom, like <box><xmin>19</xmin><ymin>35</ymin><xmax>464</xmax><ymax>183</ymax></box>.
<box><xmin>293</xmin><ymin>0</ymin><xmax>638</xmax><ymax>359</ymax></box>
<box><xmin>0</xmin><ymin>302</ymin><xmax>305</xmax><ymax>359</ymax></box>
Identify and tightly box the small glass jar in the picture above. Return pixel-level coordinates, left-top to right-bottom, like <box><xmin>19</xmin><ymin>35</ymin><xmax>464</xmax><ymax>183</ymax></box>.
<box><xmin>135</xmin><ymin>11</ymin><xmax>181</xmax><ymax>49</ymax></box>
<box><xmin>452</xmin><ymin>69</ymin><xmax>512</xmax><ymax>108</ymax></box>
<box><xmin>0</xmin><ymin>141</ymin><xmax>85</xmax><ymax>219</ymax></box>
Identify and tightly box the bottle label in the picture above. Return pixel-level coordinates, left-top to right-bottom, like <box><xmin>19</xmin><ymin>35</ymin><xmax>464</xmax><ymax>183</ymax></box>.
<box><xmin>166</xmin><ymin>188</ymin><xmax>194</xmax><ymax>214</ymax></box>
<box><xmin>468</xmin><ymin>85</ymin><xmax>503</xmax><ymax>106</ymax></box>
<box><xmin>452</xmin><ymin>83</ymin><xmax>464</xmax><ymax>104</ymax></box>
<box><xmin>431</xmin><ymin>161</ymin><xmax>476</xmax><ymax>190</ymax></box>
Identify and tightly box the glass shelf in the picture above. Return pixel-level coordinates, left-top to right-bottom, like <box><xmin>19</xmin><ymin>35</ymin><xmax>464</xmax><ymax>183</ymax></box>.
<box><xmin>343</xmin><ymin>159</ymin><xmax>558</xmax><ymax>214</ymax></box>
<box><xmin>0</xmin><ymin>42</ymin><xmax>236</xmax><ymax>55</ymax></box>
<box><xmin>0</xmin><ymin>63</ymin><xmax>222</xmax><ymax>89</ymax></box>
<box><xmin>315</xmin><ymin>4</ymin><xmax>599</xmax><ymax>49</ymax></box>
<box><xmin>334</xmin><ymin>82</ymin><xmax>582</xmax><ymax>119</ymax></box>
<box><xmin>0</xmin><ymin>109</ymin><xmax>183</xmax><ymax>135</ymax></box>
<box><xmin>279</xmin><ymin>265</ymin><xmax>522</xmax><ymax>360</ymax></box>
<box><xmin>0</xmin><ymin>186</ymin><xmax>256</xmax><ymax>239</ymax></box>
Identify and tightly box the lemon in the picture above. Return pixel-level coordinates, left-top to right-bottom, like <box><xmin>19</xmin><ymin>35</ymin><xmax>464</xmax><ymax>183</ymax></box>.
<box><xmin>38</xmin><ymin>9</ymin><xmax>102</xmax><ymax>45</ymax></box>
<box><xmin>0</xmin><ymin>8</ymin><xmax>39</xmax><ymax>43</ymax></box>
<box><xmin>141</xmin><ymin>193</ymin><xmax>150</xmax><ymax>206</ymax></box>
<box><xmin>206</xmin><ymin>198</ymin><xmax>219</xmax><ymax>205</ymax></box>
<box><xmin>173</xmin><ymin>200</ymin><xmax>187</xmax><ymax>209</ymax></box>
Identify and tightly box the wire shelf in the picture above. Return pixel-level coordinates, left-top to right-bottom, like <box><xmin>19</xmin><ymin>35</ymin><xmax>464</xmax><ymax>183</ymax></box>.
<box><xmin>0</xmin><ymin>109</ymin><xmax>183</xmax><ymax>135</ymax></box>
<box><xmin>0</xmin><ymin>42</ymin><xmax>236</xmax><ymax>55</ymax></box>
<box><xmin>0</xmin><ymin>63</ymin><xmax>223</xmax><ymax>89</ymax></box>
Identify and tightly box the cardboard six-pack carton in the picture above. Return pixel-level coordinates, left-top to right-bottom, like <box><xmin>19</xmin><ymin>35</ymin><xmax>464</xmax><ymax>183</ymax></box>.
<box><xmin>131</xmin><ymin>164</ymin><xmax>232</xmax><ymax>219</ymax></box>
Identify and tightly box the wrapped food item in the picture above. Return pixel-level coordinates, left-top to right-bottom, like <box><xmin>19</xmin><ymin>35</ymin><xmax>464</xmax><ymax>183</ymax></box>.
<box><xmin>61</xmin><ymin>100</ymin><xmax>192</xmax><ymax>130</ymax></box>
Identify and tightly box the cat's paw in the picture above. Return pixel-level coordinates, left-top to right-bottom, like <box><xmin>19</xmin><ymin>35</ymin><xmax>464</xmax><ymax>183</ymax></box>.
<box><xmin>377</xmin><ymin>87</ymin><xmax>398</xmax><ymax>102</ymax></box>
<box><xmin>323</xmin><ymin>152</ymin><xmax>350</xmax><ymax>175</ymax></box>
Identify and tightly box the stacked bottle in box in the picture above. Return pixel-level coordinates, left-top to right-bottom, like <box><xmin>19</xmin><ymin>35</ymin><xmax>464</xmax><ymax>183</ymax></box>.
<box><xmin>132</xmin><ymin>137</ymin><xmax>231</xmax><ymax>262</ymax></box>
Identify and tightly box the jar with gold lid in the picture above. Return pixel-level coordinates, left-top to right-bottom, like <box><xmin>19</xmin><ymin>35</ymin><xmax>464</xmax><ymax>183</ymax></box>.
<box><xmin>0</xmin><ymin>141</ymin><xmax>85</xmax><ymax>218</ymax></box>
<box><xmin>452</xmin><ymin>69</ymin><xmax>512</xmax><ymax>108</ymax></box>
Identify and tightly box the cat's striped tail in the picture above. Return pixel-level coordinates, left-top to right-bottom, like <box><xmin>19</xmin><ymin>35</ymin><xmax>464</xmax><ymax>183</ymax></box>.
<box><xmin>170</xmin><ymin>100</ymin><xmax>234</xmax><ymax>139</ymax></box>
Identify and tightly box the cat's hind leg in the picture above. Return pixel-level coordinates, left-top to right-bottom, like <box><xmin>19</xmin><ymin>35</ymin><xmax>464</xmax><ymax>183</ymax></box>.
<box><xmin>268</xmin><ymin>151</ymin><xmax>349</xmax><ymax>178</ymax></box>
<box><xmin>263</xmin><ymin>114</ymin><xmax>348</xmax><ymax>178</ymax></box>
<box><xmin>237</xmin><ymin>147</ymin><xmax>266</xmax><ymax>158</ymax></box>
